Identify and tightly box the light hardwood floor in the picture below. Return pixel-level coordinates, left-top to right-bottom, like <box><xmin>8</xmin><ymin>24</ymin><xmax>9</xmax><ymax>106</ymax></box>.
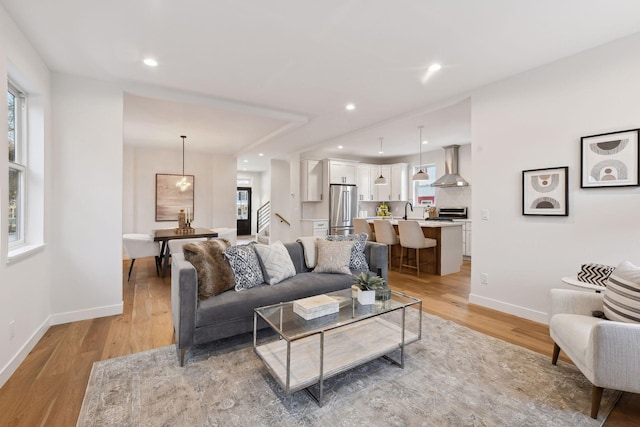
<box><xmin>0</xmin><ymin>257</ymin><xmax>637</xmax><ymax>426</ymax></box>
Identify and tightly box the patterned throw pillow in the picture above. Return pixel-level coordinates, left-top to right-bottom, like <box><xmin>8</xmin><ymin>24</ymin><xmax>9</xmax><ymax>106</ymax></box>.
<box><xmin>326</xmin><ymin>233</ymin><xmax>369</xmax><ymax>271</ymax></box>
<box><xmin>313</xmin><ymin>239</ymin><xmax>354</xmax><ymax>275</ymax></box>
<box><xmin>603</xmin><ymin>261</ymin><xmax>640</xmax><ymax>323</ymax></box>
<box><xmin>224</xmin><ymin>243</ymin><xmax>264</xmax><ymax>291</ymax></box>
<box><xmin>183</xmin><ymin>239</ymin><xmax>235</xmax><ymax>299</ymax></box>
<box><xmin>254</xmin><ymin>241</ymin><xmax>296</xmax><ymax>285</ymax></box>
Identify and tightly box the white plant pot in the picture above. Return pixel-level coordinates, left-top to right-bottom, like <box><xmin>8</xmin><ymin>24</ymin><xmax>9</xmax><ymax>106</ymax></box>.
<box><xmin>357</xmin><ymin>288</ymin><xmax>376</xmax><ymax>305</ymax></box>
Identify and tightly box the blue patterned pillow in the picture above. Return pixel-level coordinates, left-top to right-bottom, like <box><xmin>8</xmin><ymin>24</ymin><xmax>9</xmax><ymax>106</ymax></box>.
<box><xmin>224</xmin><ymin>243</ymin><xmax>264</xmax><ymax>291</ymax></box>
<box><xmin>326</xmin><ymin>233</ymin><xmax>369</xmax><ymax>271</ymax></box>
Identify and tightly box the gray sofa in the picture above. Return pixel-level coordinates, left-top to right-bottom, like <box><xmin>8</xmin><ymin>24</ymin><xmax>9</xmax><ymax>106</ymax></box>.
<box><xmin>171</xmin><ymin>240</ymin><xmax>388</xmax><ymax>366</ymax></box>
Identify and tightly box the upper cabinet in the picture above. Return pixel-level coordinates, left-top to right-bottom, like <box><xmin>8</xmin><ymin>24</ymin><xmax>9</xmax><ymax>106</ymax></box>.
<box><xmin>357</xmin><ymin>164</ymin><xmax>373</xmax><ymax>201</ymax></box>
<box><xmin>329</xmin><ymin>160</ymin><xmax>357</xmax><ymax>185</ymax></box>
<box><xmin>300</xmin><ymin>159</ymin><xmax>323</xmax><ymax>202</ymax></box>
<box><xmin>391</xmin><ymin>163</ymin><xmax>408</xmax><ymax>201</ymax></box>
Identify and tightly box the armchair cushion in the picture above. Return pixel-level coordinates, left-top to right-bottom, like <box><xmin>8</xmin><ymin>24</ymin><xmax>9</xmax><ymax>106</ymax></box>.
<box><xmin>603</xmin><ymin>261</ymin><xmax>640</xmax><ymax>324</ymax></box>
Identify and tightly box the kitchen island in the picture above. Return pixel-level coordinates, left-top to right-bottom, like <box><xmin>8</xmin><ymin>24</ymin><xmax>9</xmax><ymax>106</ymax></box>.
<box><xmin>366</xmin><ymin>219</ymin><xmax>463</xmax><ymax>275</ymax></box>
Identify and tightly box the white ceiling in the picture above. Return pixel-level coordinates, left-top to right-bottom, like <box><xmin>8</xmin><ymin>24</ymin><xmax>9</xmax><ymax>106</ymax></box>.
<box><xmin>3</xmin><ymin>1</ymin><xmax>640</xmax><ymax>171</ymax></box>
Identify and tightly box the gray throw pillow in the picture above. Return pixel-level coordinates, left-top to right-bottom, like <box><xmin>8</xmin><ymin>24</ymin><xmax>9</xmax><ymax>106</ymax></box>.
<box><xmin>254</xmin><ymin>240</ymin><xmax>296</xmax><ymax>285</ymax></box>
<box><xmin>326</xmin><ymin>233</ymin><xmax>369</xmax><ymax>271</ymax></box>
<box><xmin>224</xmin><ymin>243</ymin><xmax>264</xmax><ymax>291</ymax></box>
<box><xmin>313</xmin><ymin>239</ymin><xmax>354</xmax><ymax>275</ymax></box>
<box><xmin>183</xmin><ymin>239</ymin><xmax>235</xmax><ymax>299</ymax></box>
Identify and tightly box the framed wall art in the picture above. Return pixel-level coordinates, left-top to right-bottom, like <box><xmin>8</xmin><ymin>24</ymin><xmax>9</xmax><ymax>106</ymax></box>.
<box><xmin>522</xmin><ymin>166</ymin><xmax>568</xmax><ymax>216</ymax></box>
<box><xmin>581</xmin><ymin>129</ymin><xmax>639</xmax><ymax>188</ymax></box>
<box><xmin>156</xmin><ymin>173</ymin><xmax>194</xmax><ymax>221</ymax></box>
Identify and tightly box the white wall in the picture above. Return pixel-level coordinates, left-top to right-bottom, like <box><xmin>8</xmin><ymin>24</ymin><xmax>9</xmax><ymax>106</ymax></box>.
<box><xmin>50</xmin><ymin>74</ymin><xmax>124</xmax><ymax>322</ymax></box>
<box><xmin>0</xmin><ymin>4</ymin><xmax>53</xmax><ymax>387</ymax></box>
<box><xmin>270</xmin><ymin>159</ymin><xmax>292</xmax><ymax>242</ymax></box>
<box><xmin>123</xmin><ymin>146</ymin><xmax>237</xmax><ymax>235</ymax></box>
<box><xmin>470</xmin><ymin>32</ymin><xmax>640</xmax><ymax>323</ymax></box>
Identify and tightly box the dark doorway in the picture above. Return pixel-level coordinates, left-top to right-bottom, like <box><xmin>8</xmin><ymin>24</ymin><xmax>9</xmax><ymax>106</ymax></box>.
<box><xmin>236</xmin><ymin>187</ymin><xmax>252</xmax><ymax>236</ymax></box>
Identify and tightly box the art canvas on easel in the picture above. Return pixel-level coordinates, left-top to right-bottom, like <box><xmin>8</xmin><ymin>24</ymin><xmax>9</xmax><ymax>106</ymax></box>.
<box><xmin>522</xmin><ymin>166</ymin><xmax>568</xmax><ymax>216</ymax></box>
<box><xmin>156</xmin><ymin>173</ymin><xmax>194</xmax><ymax>221</ymax></box>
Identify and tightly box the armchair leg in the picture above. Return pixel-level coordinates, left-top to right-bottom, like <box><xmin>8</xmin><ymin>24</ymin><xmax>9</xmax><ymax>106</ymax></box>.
<box><xmin>591</xmin><ymin>385</ymin><xmax>603</xmax><ymax>419</ymax></box>
<box><xmin>552</xmin><ymin>342</ymin><xmax>560</xmax><ymax>365</ymax></box>
<box><xmin>127</xmin><ymin>258</ymin><xmax>136</xmax><ymax>281</ymax></box>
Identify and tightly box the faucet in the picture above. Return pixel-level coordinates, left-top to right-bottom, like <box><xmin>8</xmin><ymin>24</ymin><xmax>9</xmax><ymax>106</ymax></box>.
<box><xmin>403</xmin><ymin>202</ymin><xmax>413</xmax><ymax>220</ymax></box>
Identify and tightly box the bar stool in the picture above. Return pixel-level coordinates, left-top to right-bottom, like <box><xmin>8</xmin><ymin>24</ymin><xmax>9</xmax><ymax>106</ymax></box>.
<box><xmin>354</xmin><ymin>218</ymin><xmax>376</xmax><ymax>241</ymax></box>
<box><xmin>397</xmin><ymin>220</ymin><xmax>437</xmax><ymax>276</ymax></box>
<box><xmin>373</xmin><ymin>220</ymin><xmax>400</xmax><ymax>269</ymax></box>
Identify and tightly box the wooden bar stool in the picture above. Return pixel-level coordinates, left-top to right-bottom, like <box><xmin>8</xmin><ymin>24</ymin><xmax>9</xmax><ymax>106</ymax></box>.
<box><xmin>373</xmin><ymin>220</ymin><xmax>400</xmax><ymax>269</ymax></box>
<box><xmin>397</xmin><ymin>220</ymin><xmax>437</xmax><ymax>276</ymax></box>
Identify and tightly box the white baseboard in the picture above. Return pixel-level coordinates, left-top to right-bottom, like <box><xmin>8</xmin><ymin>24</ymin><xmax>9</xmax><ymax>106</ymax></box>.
<box><xmin>469</xmin><ymin>293</ymin><xmax>548</xmax><ymax>324</ymax></box>
<box><xmin>50</xmin><ymin>302</ymin><xmax>123</xmax><ymax>325</ymax></box>
<box><xmin>0</xmin><ymin>316</ymin><xmax>50</xmax><ymax>388</ymax></box>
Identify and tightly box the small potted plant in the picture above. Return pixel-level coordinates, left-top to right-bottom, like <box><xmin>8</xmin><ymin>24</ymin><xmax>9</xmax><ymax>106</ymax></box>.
<box><xmin>352</xmin><ymin>271</ymin><xmax>387</xmax><ymax>305</ymax></box>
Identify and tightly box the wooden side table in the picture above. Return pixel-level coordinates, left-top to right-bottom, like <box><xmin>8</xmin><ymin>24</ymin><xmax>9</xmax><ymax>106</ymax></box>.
<box><xmin>561</xmin><ymin>276</ymin><xmax>606</xmax><ymax>293</ymax></box>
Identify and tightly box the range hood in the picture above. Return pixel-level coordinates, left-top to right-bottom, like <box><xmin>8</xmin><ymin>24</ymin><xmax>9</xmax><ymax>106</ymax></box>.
<box><xmin>431</xmin><ymin>145</ymin><xmax>470</xmax><ymax>187</ymax></box>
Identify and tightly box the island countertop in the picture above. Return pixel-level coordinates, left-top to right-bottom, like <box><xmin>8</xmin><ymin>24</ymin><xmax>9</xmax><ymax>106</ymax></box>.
<box><xmin>365</xmin><ymin>219</ymin><xmax>462</xmax><ymax>228</ymax></box>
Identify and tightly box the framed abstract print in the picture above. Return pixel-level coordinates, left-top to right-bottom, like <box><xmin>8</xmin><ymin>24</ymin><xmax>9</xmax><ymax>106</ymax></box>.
<box><xmin>581</xmin><ymin>129</ymin><xmax>639</xmax><ymax>188</ymax></box>
<box><xmin>522</xmin><ymin>166</ymin><xmax>568</xmax><ymax>216</ymax></box>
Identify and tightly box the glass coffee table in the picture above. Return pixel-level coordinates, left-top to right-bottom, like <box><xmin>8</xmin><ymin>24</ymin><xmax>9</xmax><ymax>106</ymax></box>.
<box><xmin>253</xmin><ymin>288</ymin><xmax>422</xmax><ymax>405</ymax></box>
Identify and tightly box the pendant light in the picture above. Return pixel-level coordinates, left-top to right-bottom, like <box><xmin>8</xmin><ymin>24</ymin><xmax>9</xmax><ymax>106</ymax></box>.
<box><xmin>412</xmin><ymin>126</ymin><xmax>430</xmax><ymax>181</ymax></box>
<box><xmin>374</xmin><ymin>137</ymin><xmax>388</xmax><ymax>185</ymax></box>
<box><xmin>176</xmin><ymin>135</ymin><xmax>191</xmax><ymax>192</ymax></box>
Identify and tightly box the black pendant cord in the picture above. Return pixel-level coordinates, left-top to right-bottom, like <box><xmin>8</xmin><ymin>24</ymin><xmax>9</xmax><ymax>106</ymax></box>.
<box><xmin>180</xmin><ymin>135</ymin><xmax>187</xmax><ymax>176</ymax></box>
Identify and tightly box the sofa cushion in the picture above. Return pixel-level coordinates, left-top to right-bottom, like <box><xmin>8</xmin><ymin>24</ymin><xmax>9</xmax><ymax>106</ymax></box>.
<box><xmin>224</xmin><ymin>243</ymin><xmax>264</xmax><ymax>291</ymax></box>
<box><xmin>183</xmin><ymin>239</ymin><xmax>234</xmax><ymax>299</ymax></box>
<box><xmin>326</xmin><ymin>233</ymin><xmax>369</xmax><ymax>271</ymax></box>
<box><xmin>313</xmin><ymin>239</ymin><xmax>354</xmax><ymax>274</ymax></box>
<box><xmin>196</xmin><ymin>272</ymin><xmax>355</xmax><ymax>327</ymax></box>
<box><xmin>254</xmin><ymin>240</ymin><xmax>296</xmax><ymax>285</ymax></box>
<box><xmin>603</xmin><ymin>260</ymin><xmax>640</xmax><ymax>323</ymax></box>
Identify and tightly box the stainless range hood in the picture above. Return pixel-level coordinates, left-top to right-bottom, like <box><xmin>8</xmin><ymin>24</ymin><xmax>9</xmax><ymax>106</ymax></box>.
<box><xmin>431</xmin><ymin>144</ymin><xmax>470</xmax><ymax>187</ymax></box>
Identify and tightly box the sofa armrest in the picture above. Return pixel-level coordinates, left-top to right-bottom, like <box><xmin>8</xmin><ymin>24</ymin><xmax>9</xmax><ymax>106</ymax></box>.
<box><xmin>365</xmin><ymin>241</ymin><xmax>388</xmax><ymax>281</ymax></box>
<box><xmin>588</xmin><ymin>320</ymin><xmax>640</xmax><ymax>392</ymax></box>
<box><xmin>171</xmin><ymin>253</ymin><xmax>198</xmax><ymax>348</ymax></box>
<box><xmin>549</xmin><ymin>288</ymin><xmax>604</xmax><ymax>320</ymax></box>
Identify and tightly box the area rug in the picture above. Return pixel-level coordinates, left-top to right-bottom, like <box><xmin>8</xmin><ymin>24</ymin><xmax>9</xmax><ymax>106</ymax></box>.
<box><xmin>77</xmin><ymin>310</ymin><xmax>617</xmax><ymax>426</ymax></box>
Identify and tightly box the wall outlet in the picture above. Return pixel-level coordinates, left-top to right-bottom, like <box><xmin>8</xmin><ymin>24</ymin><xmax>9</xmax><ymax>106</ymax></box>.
<box><xmin>481</xmin><ymin>209</ymin><xmax>490</xmax><ymax>220</ymax></box>
<box><xmin>480</xmin><ymin>273</ymin><xmax>489</xmax><ymax>285</ymax></box>
<box><xmin>9</xmin><ymin>320</ymin><xmax>15</xmax><ymax>340</ymax></box>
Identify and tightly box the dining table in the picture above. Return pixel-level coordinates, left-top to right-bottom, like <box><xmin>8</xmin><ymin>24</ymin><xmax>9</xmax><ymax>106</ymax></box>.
<box><xmin>153</xmin><ymin>228</ymin><xmax>219</xmax><ymax>277</ymax></box>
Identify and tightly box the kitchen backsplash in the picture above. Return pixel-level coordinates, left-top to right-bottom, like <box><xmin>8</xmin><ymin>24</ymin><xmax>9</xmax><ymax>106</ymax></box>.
<box><xmin>357</xmin><ymin>186</ymin><xmax>472</xmax><ymax>218</ymax></box>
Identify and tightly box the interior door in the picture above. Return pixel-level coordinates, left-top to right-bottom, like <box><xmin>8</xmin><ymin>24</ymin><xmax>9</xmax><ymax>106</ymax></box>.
<box><xmin>236</xmin><ymin>187</ymin><xmax>252</xmax><ymax>236</ymax></box>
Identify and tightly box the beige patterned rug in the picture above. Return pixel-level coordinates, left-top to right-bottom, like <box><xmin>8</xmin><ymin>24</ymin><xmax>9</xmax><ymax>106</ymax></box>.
<box><xmin>77</xmin><ymin>311</ymin><xmax>617</xmax><ymax>426</ymax></box>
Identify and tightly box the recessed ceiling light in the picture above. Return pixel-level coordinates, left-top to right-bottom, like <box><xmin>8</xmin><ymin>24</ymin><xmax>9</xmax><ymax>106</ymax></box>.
<box><xmin>345</xmin><ymin>103</ymin><xmax>356</xmax><ymax>111</ymax></box>
<box><xmin>143</xmin><ymin>58</ymin><xmax>158</xmax><ymax>67</ymax></box>
<box><xmin>243</xmin><ymin>159</ymin><xmax>249</xmax><ymax>163</ymax></box>
<box><xmin>258</xmin><ymin>153</ymin><xmax>264</xmax><ymax>157</ymax></box>
<box><xmin>338</xmin><ymin>145</ymin><xmax>343</xmax><ymax>149</ymax></box>
<box><xmin>422</xmin><ymin>140</ymin><xmax>429</xmax><ymax>145</ymax></box>
<box><xmin>428</xmin><ymin>63</ymin><xmax>441</xmax><ymax>72</ymax></box>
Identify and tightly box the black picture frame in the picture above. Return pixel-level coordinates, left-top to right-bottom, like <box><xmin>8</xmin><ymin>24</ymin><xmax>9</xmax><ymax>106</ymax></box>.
<box><xmin>155</xmin><ymin>173</ymin><xmax>195</xmax><ymax>221</ymax></box>
<box><xmin>580</xmin><ymin>129</ymin><xmax>640</xmax><ymax>188</ymax></box>
<box><xmin>522</xmin><ymin>166</ymin><xmax>569</xmax><ymax>216</ymax></box>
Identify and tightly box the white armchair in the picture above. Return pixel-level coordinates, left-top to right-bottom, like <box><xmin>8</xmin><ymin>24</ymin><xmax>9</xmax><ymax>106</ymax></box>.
<box><xmin>549</xmin><ymin>288</ymin><xmax>640</xmax><ymax>418</ymax></box>
<box><xmin>123</xmin><ymin>234</ymin><xmax>161</xmax><ymax>281</ymax></box>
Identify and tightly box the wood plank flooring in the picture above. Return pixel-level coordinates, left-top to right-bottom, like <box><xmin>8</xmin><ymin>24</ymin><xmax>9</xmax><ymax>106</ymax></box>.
<box><xmin>0</xmin><ymin>257</ymin><xmax>637</xmax><ymax>426</ymax></box>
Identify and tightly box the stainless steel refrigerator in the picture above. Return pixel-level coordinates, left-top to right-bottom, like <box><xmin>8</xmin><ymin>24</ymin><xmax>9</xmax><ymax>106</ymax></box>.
<box><xmin>329</xmin><ymin>184</ymin><xmax>358</xmax><ymax>235</ymax></box>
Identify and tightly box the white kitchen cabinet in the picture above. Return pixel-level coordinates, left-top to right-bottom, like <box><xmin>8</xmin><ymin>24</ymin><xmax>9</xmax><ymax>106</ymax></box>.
<box><xmin>373</xmin><ymin>165</ymin><xmax>392</xmax><ymax>201</ymax></box>
<box><xmin>300</xmin><ymin>160</ymin><xmax>323</xmax><ymax>202</ymax></box>
<box><xmin>460</xmin><ymin>221</ymin><xmax>472</xmax><ymax>257</ymax></box>
<box><xmin>357</xmin><ymin>164</ymin><xmax>374</xmax><ymax>201</ymax></box>
<box><xmin>329</xmin><ymin>160</ymin><xmax>357</xmax><ymax>185</ymax></box>
<box><xmin>300</xmin><ymin>219</ymin><xmax>329</xmax><ymax>237</ymax></box>
<box><xmin>391</xmin><ymin>163</ymin><xmax>408</xmax><ymax>201</ymax></box>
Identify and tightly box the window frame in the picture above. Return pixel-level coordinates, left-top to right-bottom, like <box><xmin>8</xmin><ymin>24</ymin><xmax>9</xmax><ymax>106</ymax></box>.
<box><xmin>8</xmin><ymin>81</ymin><xmax>27</xmax><ymax>247</ymax></box>
<box><xmin>412</xmin><ymin>163</ymin><xmax>437</xmax><ymax>207</ymax></box>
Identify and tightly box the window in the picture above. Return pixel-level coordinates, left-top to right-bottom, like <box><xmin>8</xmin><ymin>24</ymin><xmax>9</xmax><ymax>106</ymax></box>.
<box><xmin>8</xmin><ymin>82</ymin><xmax>26</xmax><ymax>246</ymax></box>
<box><xmin>413</xmin><ymin>164</ymin><xmax>437</xmax><ymax>207</ymax></box>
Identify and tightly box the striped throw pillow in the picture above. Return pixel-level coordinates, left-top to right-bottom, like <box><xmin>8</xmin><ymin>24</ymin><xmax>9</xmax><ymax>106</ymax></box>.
<box><xmin>603</xmin><ymin>261</ymin><xmax>640</xmax><ymax>323</ymax></box>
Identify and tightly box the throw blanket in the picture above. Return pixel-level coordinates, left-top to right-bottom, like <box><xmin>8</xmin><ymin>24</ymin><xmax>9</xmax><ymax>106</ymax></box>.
<box><xmin>296</xmin><ymin>236</ymin><xmax>319</xmax><ymax>268</ymax></box>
